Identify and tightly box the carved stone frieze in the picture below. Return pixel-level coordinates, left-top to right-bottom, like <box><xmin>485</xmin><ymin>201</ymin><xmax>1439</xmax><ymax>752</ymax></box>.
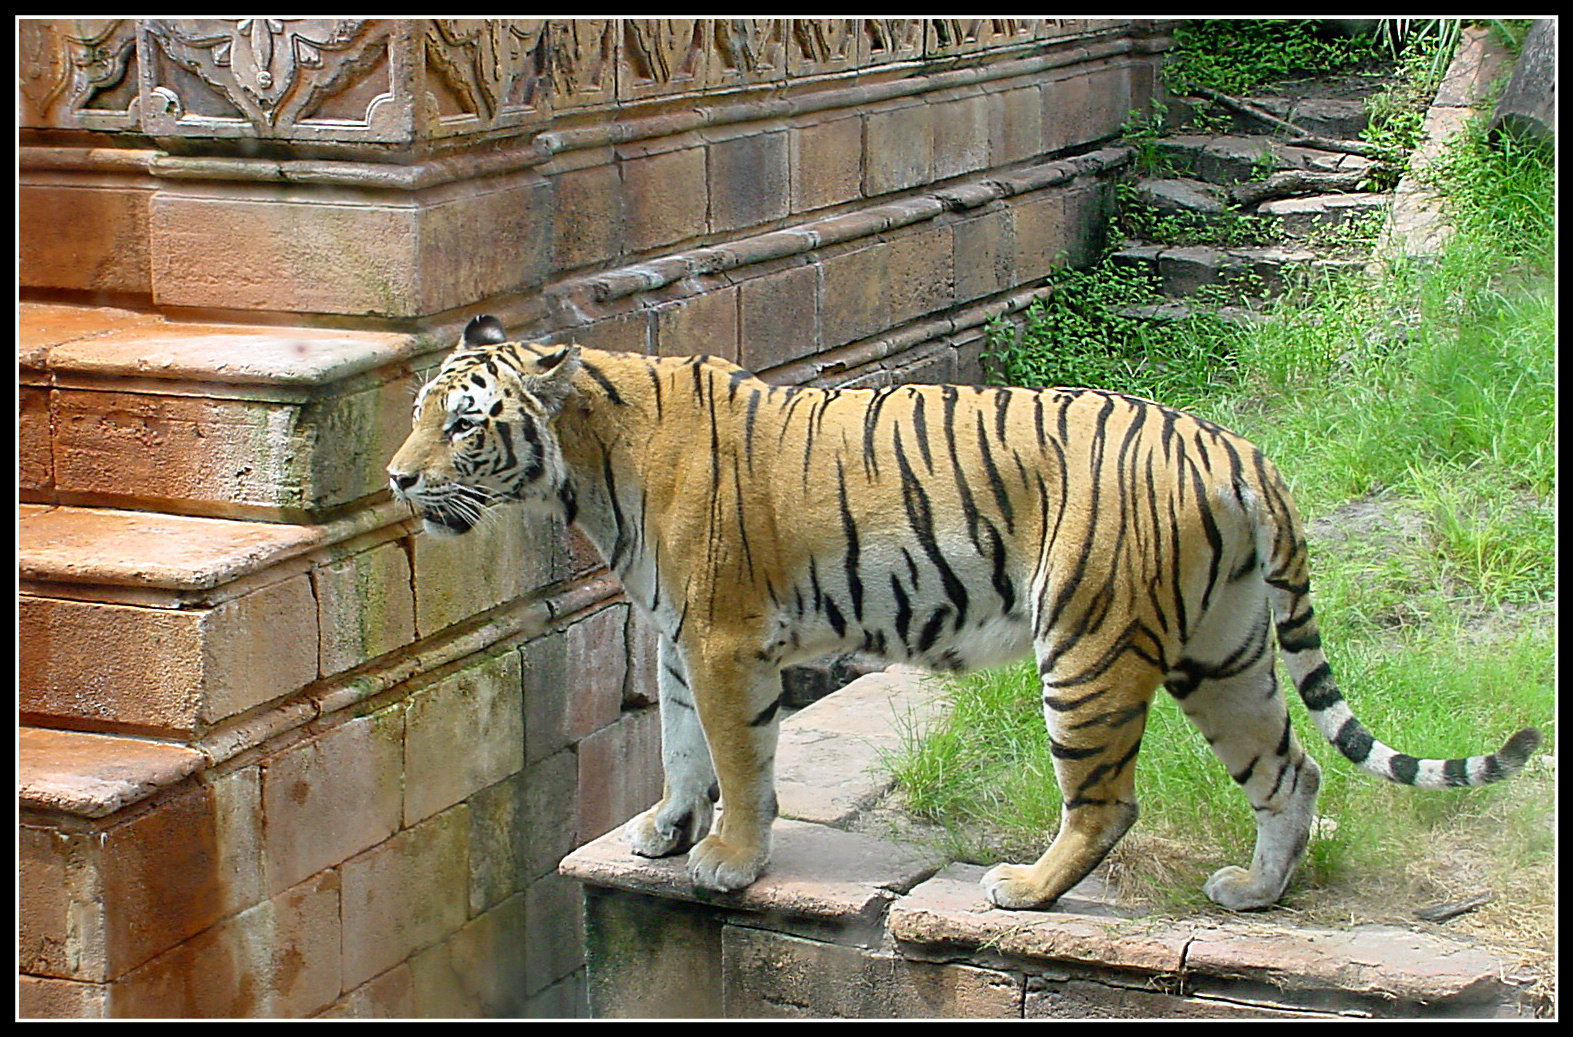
<box><xmin>18</xmin><ymin>17</ymin><xmax>1112</xmax><ymax>145</ymax></box>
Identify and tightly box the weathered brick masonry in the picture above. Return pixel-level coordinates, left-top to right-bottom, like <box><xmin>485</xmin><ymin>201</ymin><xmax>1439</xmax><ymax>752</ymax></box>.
<box><xmin>18</xmin><ymin>19</ymin><xmax>1169</xmax><ymax>1016</ymax></box>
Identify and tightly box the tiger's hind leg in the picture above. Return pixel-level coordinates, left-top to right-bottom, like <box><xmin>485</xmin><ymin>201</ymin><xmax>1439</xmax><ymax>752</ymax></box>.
<box><xmin>982</xmin><ymin>652</ymin><xmax>1160</xmax><ymax>910</ymax></box>
<box><xmin>1167</xmin><ymin>615</ymin><xmax>1322</xmax><ymax>911</ymax></box>
<box><xmin>625</xmin><ymin>634</ymin><xmax>718</xmax><ymax>859</ymax></box>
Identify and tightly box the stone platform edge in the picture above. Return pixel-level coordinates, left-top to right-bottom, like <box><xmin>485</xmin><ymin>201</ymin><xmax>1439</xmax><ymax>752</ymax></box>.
<box><xmin>558</xmin><ymin>666</ymin><xmax>1539</xmax><ymax>1018</ymax></box>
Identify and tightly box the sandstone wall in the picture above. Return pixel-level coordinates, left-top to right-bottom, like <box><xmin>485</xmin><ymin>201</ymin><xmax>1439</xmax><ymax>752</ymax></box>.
<box><xmin>18</xmin><ymin>18</ymin><xmax>1171</xmax><ymax>1017</ymax></box>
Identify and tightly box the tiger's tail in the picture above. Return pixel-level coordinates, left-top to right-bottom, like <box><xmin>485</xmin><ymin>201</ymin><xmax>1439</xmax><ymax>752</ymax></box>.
<box><xmin>1258</xmin><ymin>493</ymin><xmax>1540</xmax><ymax>789</ymax></box>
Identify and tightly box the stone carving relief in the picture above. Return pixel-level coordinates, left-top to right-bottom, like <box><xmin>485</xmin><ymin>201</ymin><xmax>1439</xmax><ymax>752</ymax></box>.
<box><xmin>19</xmin><ymin>18</ymin><xmax>1094</xmax><ymax>143</ymax></box>
<box><xmin>18</xmin><ymin>19</ymin><xmax>141</xmax><ymax>130</ymax></box>
<box><xmin>139</xmin><ymin>18</ymin><xmax>400</xmax><ymax>140</ymax></box>
<box><xmin>546</xmin><ymin>19</ymin><xmax>615</xmax><ymax>111</ymax></box>
<box><xmin>790</xmin><ymin>19</ymin><xmax>861</xmax><ymax>78</ymax></box>
<box><xmin>713</xmin><ymin>19</ymin><xmax>787</xmax><ymax>89</ymax></box>
<box><xmin>422</xmin><ymin>19</ymin><xmax>548</xmax><ymax>129</ymax></box>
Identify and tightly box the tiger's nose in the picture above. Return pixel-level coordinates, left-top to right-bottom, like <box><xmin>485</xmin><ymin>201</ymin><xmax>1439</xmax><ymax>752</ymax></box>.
<box><xmin>390</xmin><ymin>472</ymin><xmax>419</xmax><ymax>491</ymax></box>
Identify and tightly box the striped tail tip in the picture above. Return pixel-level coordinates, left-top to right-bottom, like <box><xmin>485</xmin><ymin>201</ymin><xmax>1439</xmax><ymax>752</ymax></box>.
<box><xmin>1487</xmin><ymin>726</ymin><xmax>1542</xmax><ymax>782</ymax></box>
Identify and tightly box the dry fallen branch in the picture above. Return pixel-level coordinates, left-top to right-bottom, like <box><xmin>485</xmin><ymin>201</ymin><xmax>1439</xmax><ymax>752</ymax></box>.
<box><xmin>1187</xmin><ymin>84</ymin><xmax>1382</xmax><ymax>159</ymax></box>
<box><xmin>1229</xmin><ymin>169</ymin><xmax>1370</xmax><ymax>206</ymax></box>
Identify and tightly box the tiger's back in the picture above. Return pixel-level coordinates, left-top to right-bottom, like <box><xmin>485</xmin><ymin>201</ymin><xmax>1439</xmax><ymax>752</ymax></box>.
<box><xmin>389</xmin><ymin>316</ymin><xmax>1540</xmax><ymax>911</ymax></box>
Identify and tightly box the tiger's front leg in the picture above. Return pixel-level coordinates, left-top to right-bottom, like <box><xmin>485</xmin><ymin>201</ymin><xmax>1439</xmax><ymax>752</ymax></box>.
<box><xmin>682</xmin><ymin>641</ymin><xmax>782</xmax><ymax>893</ymax></box>
<box><xmin>626</xmin><ymin>635</ymin><xmax>718</xmax><ymax>859</ymax></box>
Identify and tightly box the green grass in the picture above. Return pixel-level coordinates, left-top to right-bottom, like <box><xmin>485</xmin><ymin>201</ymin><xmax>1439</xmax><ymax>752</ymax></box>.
<box><xmin>887</xmin><ymin>75</ymin><xmax>1554</xmax><ymax>923</ymax></box>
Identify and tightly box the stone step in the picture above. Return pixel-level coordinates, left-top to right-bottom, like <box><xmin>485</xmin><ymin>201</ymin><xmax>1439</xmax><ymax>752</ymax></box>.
<box><xmin>1125</xmin><ymin>177</ymin><xmax>1390</xmax><ymax>249</ymax></box>
<box><xmin>1155</xmin><ymin>134</ymin><xmax>1376</xmax><ymax>187</ymax></box>
<box><xmin>1168</xmin><ymin>91</ymin><xmax>1376</xmax><ymax>140</ymax></box>
<box><xmin>17</xmin><ymin>501</ymin><xmax>580</xmax><ymax>739</ymax></box>
<box><xmin>1116</xmin><ymin>301</ymin><xmax>1267</xmax><ymax>328</ymax></box>
<box><xmin>1108</xmin><ymin>243</ymin><xmax>1367</xmax><ymax>300</ymax></box>
<box><xmin>1256</xmin><ymin>190</ymin><xmax>1390</xmax><ymax>242</ymax></box>
<box><xmin>20</xmin><ymin>302</ymin><xmax>432</xmax><ymax>523</ymax></box>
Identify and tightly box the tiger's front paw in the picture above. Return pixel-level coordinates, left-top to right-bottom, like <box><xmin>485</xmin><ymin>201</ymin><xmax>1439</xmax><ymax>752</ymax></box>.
<box><xmin>1202</xmin><ymin>865</ymin><xmax>1282</xmax><ymax>911</ymax></box>
<box><xmin>625</xmin><ymin>801</ymin><xmax>711</xmax><ymax>859</ymax></box>
<box><xmin>686</xmin><ymin>832</ymin><xmax>769</xmax><ymax>893</ymax></box>
<box><xmin>981</xmin><ymin>863</ymin><xmax>1057</xmax><ymax>910</ymax></box>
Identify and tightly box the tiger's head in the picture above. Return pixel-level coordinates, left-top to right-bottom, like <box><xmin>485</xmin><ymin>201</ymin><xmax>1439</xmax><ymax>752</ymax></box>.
<box><xmin>388</xmin><ymin>315</ymin><xmax>581</xmax><ymax>537</ymax></box>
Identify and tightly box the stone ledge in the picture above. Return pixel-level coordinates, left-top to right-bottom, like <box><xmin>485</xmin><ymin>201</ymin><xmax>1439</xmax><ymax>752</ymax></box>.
<box><xmin>20</xmin><ymin>302</ymin><xmax>424</xmax><ymax>392</ymax></box>
<box><xmin>562</xmin><ymin>667</ymin><xmax>1541</xmax><ymax>1018</ymax></box>
<box><xmin>18</xmin><ymin>728</ymin><xmax>206</xmax><ymax>820</ymax></box>
<box><xmin>18</xmin><ymin>504</ymin><xmax>348</xmax><ymax>597</ymax></box>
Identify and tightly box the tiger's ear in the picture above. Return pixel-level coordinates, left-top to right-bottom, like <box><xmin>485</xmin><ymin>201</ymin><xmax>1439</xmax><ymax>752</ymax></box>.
<box><xmin>464</xmin><ymin>314</ymin><xmax>508</xmax><ymax>347</ymax></box>
<box><xmin>530</xmin><ymin>345</ymin><xmax>581</xmax><ymax>415</ymax></box>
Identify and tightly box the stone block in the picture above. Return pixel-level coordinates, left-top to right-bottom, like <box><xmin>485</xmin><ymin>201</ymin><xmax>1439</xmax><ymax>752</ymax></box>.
<box><xmin>19</xmin><ymin>385</ymin><xmax>52</xmax><ymax>496</ymax></box>
<box><xmin>549</xmin><ymin>156</ymin><xmax>627</xmax><ymax>272</ymax></box>
<box><xmin>260</xmin><ymin>706</ymin><xmax>404</xmax><ymax>896</ymax></box>
<box><xmin>32</xmin><ymin>312</ymin><xmax>416</xmax><ymax>519</ymax></box>
<box><xmin>819</xmin><ymin>244</ymin><xmax>887</xmax><ymax>348</ymax></box>
<box><xmin>408</xmin><ymin>893</ymin><xmax>530</xmax><ymax>1018</ymax></box>
<box><xmin>93</xmin><ymin>771</ymin><xmax>265</xmax><ymax>980</ymax></box>
<box><xmin>313</xmin><ymin>539</ymin><xmax>417</xmax><ymax>677</ymax></box>
<box><xmin>18</xmin><ymin>178</ymin><xmax>153</xmax><ymax>295</ymax></box>
<box><xmin>18</xmin><ymin>976</ymin><xmax>109</xmax><ymax>1020</ymax></box>
<box><xmin>1024</xmin><ymin>975</ymin><xmax>1318</xmax><ymax>1019</ymax></box>
<box><xmin>724</xmin><ymin>927</ymin><xmax>1020</xmax><ymax>1018</ymax></box>
<box><xmin>466</xmin><ymin>748</ymin><xmax>578</xmax><ymax>913</ymax></box>
<box><xmin>790</xmin><ymin>112</ymin><xmax>864</xmax><ymax>214</ymax></box>
<box><xmin>149</xmin><ymin>171</ymin><xmax>552</xmax><ymax>318</ymax></box>
<box><xmin>884</xmin><ymin>227</ymin><xmax>955</xmax><ymax>327</ymax></box>
<box><xmin>708</xmin><ymin>125</ymin><xmax>790</xmax><ymax>233</ymax></box>
<box><xmin>524</xmin><ymin>972</ymin><xmax>589</xmax><ymax>1019</ymax></box>
<box><xmin>1041</xmin><ymin>72</ymin><xmax>1092</xmax><ymax>156</ymax></box>
<box><xmin>952</xmin><ymin>206</ymin><xmax>1016</xmax><ymax>304</ymax></box>
<box><xmin>150</xmin><ymin>182</ymin><xmax>421</xmax><ymax>316</ymax></box>
<box><xmin>340</xmin><ymin>806</ymin><xmax>471</xmax><ymax>990</ymax></box>
<box><xmin>1080</xmin><ymin>64</ymin><xmax>1135</xmax><ymax>145</ymax></box>
<box><xmin>621</xmin><ymin>143</ymin><xmax>708</xmax><ymax>254</ymax></box>
<box><xmin>18</xmin><ymin>726</ymin><xmax>205</xmax><ymax>820</ymax></box>
<box><xmin>524</xmin><ymin>871</ymin><xmax>587</xmax><ymax>997</ymax></box>
<box><xmin>110</xmin><ymin>869</ymin><xmax>342</xmax><ymax>1018</ymax></box>
<box><xmin>1011</xmin><ymin>192</ymin><xmax>1072</xmax><ymax>285</ymax></box>
<box><xmin>410</xmin><ymin>512</ymin><xmax>564</xmax><ymax>638</ymax></box>
<box><xmin>583</xmin><ymin>887</ymin><xmax>724</xmax><ymax>1018</ymax></box>
<box><xmin>20</xmin><ymin>574</ymin><xmax>319</xmax><ymax>735</ymax></box>
<box><xmin>737</xmin><ymin>261</ymin><xmax>821</xmax><ymax>371</ymax></box>
<box><xmin>19</xmin><ymin>822</ymin><xmax>104</xmax><ymax>981</ymax></box>
<box><xmin>564</xmin><ymin>604</ymin><xmax>630</xmax><ymax>742</ymax></box>
<box><xmin>405</xmin><ymin>651</ymin><xmax>525</xmax><ymax>826</ymax></box>
<box><xmin>575</xmin><ymin>706</ymin><xmax>663</xmax><ymax>842</ymax></box>
<box><xmin>521</xmin><ymin>631</ymin><xmax>573</xmax><ymax>764</ymax></box>
<box><xmin>323</xmin><ymin>964</ymin><xmax>415</xmax><ymax>1018</ymax></box>
<box><xmin>652</xmin><ymin>282</ymin><xmax>740</xmax><ymax>360</ymax></box>
<box><xmin>931</xmin><ymin>89</ymin><xmax>992</xmax><ymax>181</ymax></box>
<box><xmin>991</xmin><ymin>84</ymin><xmax>1046</xmax><ymax>166</ymax></box>
<box><xmin>51</xmin><ymin>389</ymin><xmax>292</xmax><ymax>515</ymax></box>
<box><xmin>864</xmin><ymin>99</ymin><xmax>934</xmax><ymax>196</ymax></box>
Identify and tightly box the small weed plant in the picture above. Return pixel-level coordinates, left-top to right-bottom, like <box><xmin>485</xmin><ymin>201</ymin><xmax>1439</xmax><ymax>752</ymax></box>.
<box><xmin>888</xmin><ymin>30</ymin><xmax>1553</xmax><ymax>964</ymax></box>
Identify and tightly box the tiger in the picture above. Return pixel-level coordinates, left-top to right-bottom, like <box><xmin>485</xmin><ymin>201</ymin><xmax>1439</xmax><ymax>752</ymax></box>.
<box><xmin>388</xmin><ymin>314</ymin><xmax>1541</xmax><ymax>911</ymax></box>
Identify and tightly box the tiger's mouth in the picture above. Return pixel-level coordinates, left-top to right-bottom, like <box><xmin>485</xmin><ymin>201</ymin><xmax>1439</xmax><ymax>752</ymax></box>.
<box><xmin>417</xmin><ymin>510</ymin><xmax>475</xmax><ymax>537</ymax></box>
<box><xmin>390</xmin><ymin>478</ymin><xmax>492</xmax><ymax>538</ymax></box>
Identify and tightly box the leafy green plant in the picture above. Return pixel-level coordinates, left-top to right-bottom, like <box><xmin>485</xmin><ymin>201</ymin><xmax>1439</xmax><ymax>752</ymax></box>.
<box><xmin>1164</xmin><ymin>20</ymin><xmax>1387</xmax><ymax>97</ymax></box>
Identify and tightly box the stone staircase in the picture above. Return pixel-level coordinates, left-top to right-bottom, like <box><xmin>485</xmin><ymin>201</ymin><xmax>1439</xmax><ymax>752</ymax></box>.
<box><xmin>1108</xmin><ymin>71</ymin><xmax>1396</xmax><ymax>314</ymax></box>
